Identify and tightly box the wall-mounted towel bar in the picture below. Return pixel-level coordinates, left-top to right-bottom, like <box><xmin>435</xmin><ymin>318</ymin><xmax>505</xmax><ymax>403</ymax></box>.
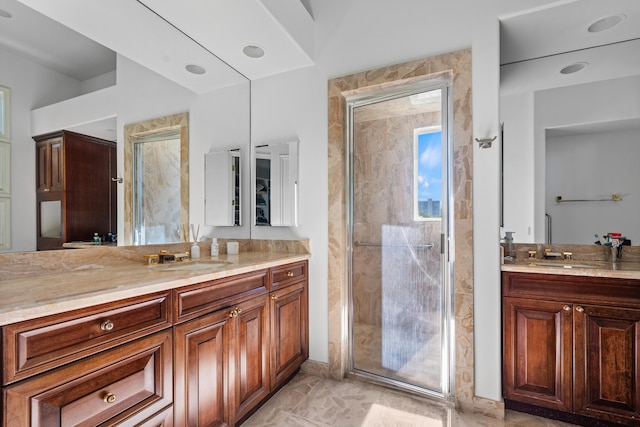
<box><xmin>556</xmin><ymin>194</ymin><xmax>622</xmax><ymax>203</ymax></box>
<box><xmin>354</xmin><ymin>242</ymin><xmax>434</xmax><ymax>249</ymax></box>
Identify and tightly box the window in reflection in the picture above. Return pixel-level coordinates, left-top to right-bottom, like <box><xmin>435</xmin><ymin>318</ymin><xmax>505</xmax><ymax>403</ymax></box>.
<box><xmin>133</xmin><ymin>131</ymin><xmax>181</xmax><ymax>244</ymax></box>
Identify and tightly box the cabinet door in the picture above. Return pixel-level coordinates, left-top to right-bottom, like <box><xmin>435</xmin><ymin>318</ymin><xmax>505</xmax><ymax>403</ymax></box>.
<box><xmin>574</xmin><ymin>304</ymin><xmax>640</xmax><ymax>424</ymax></box>
<box><xmin>503</xmin><ymin>297</ymin><xmax>573</xmax><ymax>412</ymax></box>
<box><xmin>174</xmin><ymin>309</ymin><xmax>231</xmax><ymax>427</ymax></box>
<box><xmin>230</xmin><ymin>295</ymin><xmax>270</xmax><ymax>423</ymax></box>
<box><xmin>36</xmin><ymin>138</ymin><xmax>64</xmax><ymax>193</ymax></box>
<box><xmin>48</xmin><ymin>138</ymin><xmax>64</xmax><ymax>192</ymax></box>
<box><xmin>269</xmin><ymin>281</ymin><xmax>308</xmax><ymax>388</ymax></box>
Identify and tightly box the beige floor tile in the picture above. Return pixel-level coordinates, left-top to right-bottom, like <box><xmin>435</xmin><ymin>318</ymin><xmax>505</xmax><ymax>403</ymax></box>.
<box><xmin>245</xmin><ymin>373</ymin><xmax>579</xmax><ymax>427</ymax></box>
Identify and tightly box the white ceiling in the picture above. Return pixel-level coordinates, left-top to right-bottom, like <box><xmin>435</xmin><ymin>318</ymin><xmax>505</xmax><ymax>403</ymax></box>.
<box><xmin>3</xmin><ymin>0</ymin><xmax>639</xmax><ymax>102</ymax></box>
<box><xmin>500</xmin><ymin>0</ymin><xmax>640</xmax><ymax>95</ymax></box>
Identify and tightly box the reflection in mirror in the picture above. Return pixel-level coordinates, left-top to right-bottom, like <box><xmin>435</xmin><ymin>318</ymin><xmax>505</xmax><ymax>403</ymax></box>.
<box><xmin>205</xmin><ymin>149</ymin><xmax>241</xmax><ymax>226</ymax></box>
<box><xmin>254</xmin><ymin>140</ymin><xmax>299</xmax><ymax>227</ymax></box>
<box><xmin>124</xmin><ymin>113</ymin><xmax>189</xmax><ymax>245</ymax></box>
<box><xmin>500</xmin><ymin>2</ymin><xmax>640</xmax><ymax>245</ymax></box>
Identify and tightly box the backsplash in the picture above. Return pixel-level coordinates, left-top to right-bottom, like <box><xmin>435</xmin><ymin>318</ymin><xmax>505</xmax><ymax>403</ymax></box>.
<box><xmin>0</xmin><ymin>239</ymin><xmax>310</xmax><ymax>280</ymax></box>
<box><xmin>510</xmin><ymin>243</ymin><xmax>640</xmax><ymax>263</ymax></box>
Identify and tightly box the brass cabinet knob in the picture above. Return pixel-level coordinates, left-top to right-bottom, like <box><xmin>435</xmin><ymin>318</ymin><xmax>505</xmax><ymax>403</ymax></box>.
<box><xmin>103</xmin><ymin>392</ymin><xmax>116</xmax><ymax>404</ymax></box>
<box><xmin>575</xmin><ymin>306</ymin><xmax>585</xmax><ymax>313</ymax></box>
<box><xmin>271</xmin><ymin>294</ymin><xmax>278</xmax><ymax>300</ymax></box>
<box><xmin>563</xmin><ymin>305</ymin><xmax>571</xmax><ymax>312</ymax></box>
<box><xmin>229</xmin><ymin>309</ymin><xmax>238</xmax><ymax>318</ymax></box>
<box><xmin>43</xmin><ymin>188</ymin><xmax>50</xmax><ymax>192</ymax></box>
<box><xmin>100</xmin><ymin>320</ymin><xmax>115</xmax><ymax>331</ymax></box>
<box><xmin>236</xmin><ymin>307</ymin><xmax>242</xmax><ymax>314</ymax></box>
<box><xmin>286</xmin><ymin>271</ymin><xmax>294</xmax><ymax>277</ymax></box>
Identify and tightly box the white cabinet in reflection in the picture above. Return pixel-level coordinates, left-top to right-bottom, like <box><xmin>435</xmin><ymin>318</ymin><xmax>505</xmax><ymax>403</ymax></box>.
<box><xmin>205</xmin><ymin>149</ymin><xmax>241</xmax><ymax>226</ymax></box>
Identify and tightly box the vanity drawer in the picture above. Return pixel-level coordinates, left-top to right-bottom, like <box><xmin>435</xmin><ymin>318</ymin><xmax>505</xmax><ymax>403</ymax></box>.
<box><xmin>3</xmin><ymin>330</ymin><xmax>173</xmax><ymax>427</ymax></box>
<box><xmin>2</xmin><ymin>291</ymin><xmax>172</xmax><ymax>385</ymax></box>
<box><xmin>271</xmin><ymin>261</ymin><xmax>308</xmax><ymax>291</ymax></box>
<box><xmin>174</xmin><ymin>269</ymin><xmax>269</xmax><ymax>323</ymax></box>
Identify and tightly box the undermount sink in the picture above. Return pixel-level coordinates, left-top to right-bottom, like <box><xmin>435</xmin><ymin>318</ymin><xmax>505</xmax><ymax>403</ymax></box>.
<box><xmin>151</xmin><ymin>260</ymin><xmax>230</xmax><ymax>272</ymax></box>
<box><xmin>528</xmin><ymin>261</ymin><xmax>598</xmax><ymax>269</ymax></box>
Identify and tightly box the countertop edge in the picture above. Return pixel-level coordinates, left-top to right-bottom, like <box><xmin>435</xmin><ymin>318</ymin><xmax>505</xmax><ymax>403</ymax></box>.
<box><xmin>501</xmin><ymin>262</ymin><xmax>640</xmax><ymax>280</ymax></box>
<box><xmin>0</xmin><ymin>253</ymin><xmax>310</xmax><ymax>326</ymax></box>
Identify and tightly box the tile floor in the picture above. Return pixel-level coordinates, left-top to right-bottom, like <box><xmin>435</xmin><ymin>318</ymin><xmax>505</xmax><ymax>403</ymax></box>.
<box><xmin>243</xmin><ymin>372</ymin><xmax>576</xmax><ymax>427</ymax></box>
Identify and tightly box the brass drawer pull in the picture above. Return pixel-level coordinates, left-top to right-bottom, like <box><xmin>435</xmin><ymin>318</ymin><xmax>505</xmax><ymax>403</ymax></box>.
<box><xmin>229</xmin><ymin>307</ymin><xmax>241</xmax><ymax>318</ymax></box>
<box><xmin>575</xmin><ymin>306</ymin><xmax>585</xmax><ymax>313</ymax></box>
<box><xmin>286</xmin><ymin>271</ymin><xmax>294</xmax><ymax>277</ymax></box>
<box><xmin>43</xmin><ymin>188</ymin><xmax>50</xmax><ymax>192</ymax></box>
<box><xmin>100</xmin><ymin>320</ymin><xmax>115</xmax><ymax>331</ymax></box>
<box><xmin>563</xmin><ymin>305</ymin><xmax>571</xmax><ymax>312</ymax></box>
<box><xmin>271</xmin><ymin>294</ymin><xmax>278</xmax><ymax>300</ymax></box>
<box><xmin>103</xmin><ymin>392</ymin><xmax>116</xmax><ymax>404</ymax></box>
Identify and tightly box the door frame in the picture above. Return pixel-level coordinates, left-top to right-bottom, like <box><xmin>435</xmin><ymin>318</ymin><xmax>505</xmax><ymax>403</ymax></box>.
<box><xmin>344</xmin><ymin>78</ymin><xmax>455</xmax><ymax>400</ymax></box>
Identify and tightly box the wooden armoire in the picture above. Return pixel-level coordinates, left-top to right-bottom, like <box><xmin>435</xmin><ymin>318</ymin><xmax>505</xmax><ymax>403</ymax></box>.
<box><xmin>34</xmin><ymin>130</ymin><xmax>116</xmax><ymax>250</ymax></box>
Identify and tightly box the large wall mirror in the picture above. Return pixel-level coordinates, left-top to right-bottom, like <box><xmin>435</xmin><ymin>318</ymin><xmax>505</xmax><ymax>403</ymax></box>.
<box><xmin>500</xmin><ymin>1</ymin><xmax>640</xmax><ymax>245</ymax></box>
<box><xmin>1</xmin><ymin>0</ymin><xmax>250</xmax><ymax>252</ymax></box>
<box><xmin>253</xmin><ymin>140</ymin><xmax>299</xmax><ymax>227</ymax></box>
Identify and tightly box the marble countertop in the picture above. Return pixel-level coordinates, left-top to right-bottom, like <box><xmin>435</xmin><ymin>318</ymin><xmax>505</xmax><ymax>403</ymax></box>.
<box><xmin>501</xmin><ymin>258</ymin><xmax>640</xmax><ymax>280</ymax></box>
<box><xmin>0</xmin><ymin>251</ymin><xmax>310</xmax><ymax>326</ymax></box>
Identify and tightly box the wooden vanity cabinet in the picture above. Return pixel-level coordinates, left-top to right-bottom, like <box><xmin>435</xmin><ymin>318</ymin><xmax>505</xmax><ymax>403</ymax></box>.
<box><xmin>502</xmin><ymin>272</ymin><xmax>640</xmax><ymax>426</ymax></box>
<box><xmin>173</xmin><ymin>261</ymin><xmax>309</xmax><ymax>427</ymax></box>
<box><xmin>0</xmin><ymin>259</ymin><xmax>309</xmax><ymax>427</ymax></box>
<box><xmin>173</xmin><ymin>269</ymin><xmax>270</xmax><ymax>427</ymax></box>
<box><xmin>34</xmin><ymin>130</ymin><xmax>117</xmax><ymax>250</ymax></box>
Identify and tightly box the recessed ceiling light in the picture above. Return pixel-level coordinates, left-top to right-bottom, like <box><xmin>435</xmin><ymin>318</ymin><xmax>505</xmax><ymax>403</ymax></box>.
<box><xmin>560</xmin><ymin>62</ymin><xmax>589</xmax><ymax>75</ymax></box>
<box><xmin>242</xmin><ymin>45</ymin><xmax>265</xmax><ymax>59</ymax></box>
<box><xmin>588</xmin><ymin>14</ymin><xmax>626</xmax><ymax>33</ymax></box>
<box><xmin>185</xmin><ymin>64</ymin><xmax>206</xmax><ymax>75</ymax></box>
<box><xmin>0</xmin><ymin>8</ymin><xmax>12</xmax><ymax>18</ymax></box>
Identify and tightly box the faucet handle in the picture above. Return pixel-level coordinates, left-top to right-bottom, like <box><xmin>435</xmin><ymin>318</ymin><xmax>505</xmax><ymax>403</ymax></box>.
<box><xmin>527</xmin><ymin>250</ymin><xmax>537</xmax><ymax>259</ymax></box>
<box><xmin>563</xmin><ymin>252</ymin><xmax>572</xmax><ymax>260</ymax></box>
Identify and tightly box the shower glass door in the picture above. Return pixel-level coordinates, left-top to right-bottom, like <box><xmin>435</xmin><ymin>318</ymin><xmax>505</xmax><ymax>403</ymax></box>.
<box><xmin>347</xmin><ymin>81</ymin><xmax>453</xmax><ymax>397</ymax></box>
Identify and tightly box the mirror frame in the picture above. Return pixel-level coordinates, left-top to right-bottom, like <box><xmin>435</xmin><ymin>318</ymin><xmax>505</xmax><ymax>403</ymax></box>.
<box><xmin>123</xmin><ymin>112</ymin><xmax>189</xmax><ymax>245</ymax></box>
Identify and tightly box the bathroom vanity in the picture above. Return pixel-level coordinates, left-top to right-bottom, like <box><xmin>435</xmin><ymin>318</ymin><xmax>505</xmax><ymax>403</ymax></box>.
<box><xmin>502</xmin><ymin>264</ymin><xmax>640</xmax><ymax>426</ymax></box>
<box><xmin>0</xmin><ymin>247</ymin><xmax>309</xmax><ymax>426</ymax></box>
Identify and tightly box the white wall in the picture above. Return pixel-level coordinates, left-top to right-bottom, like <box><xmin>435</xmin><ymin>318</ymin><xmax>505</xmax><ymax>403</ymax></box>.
<box><xmin>546</xmin><ymin>128</ymin><xmax>640</xmax><ymax>245</ymax></box>
<box><xmin>503</xmin><ymin>75</ymin><xmax>640</xmax><ymax>244</ymax></box>
<box><xmin>471</xmin><ymin>24</ymin><xmax>503</xmax><ymax>402</ymax></box>
<box><xmin>0</xmin><ymin>47</ymin><xmax>83</xmax><ymax>252</ymax></box>
<box><xmin>250</xmin><ymin>66</ymin><xmax>329</xmax><ymax>363</ymax></box>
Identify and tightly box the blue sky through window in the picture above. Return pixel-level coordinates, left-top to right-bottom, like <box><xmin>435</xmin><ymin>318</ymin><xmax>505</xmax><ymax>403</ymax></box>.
<box><xmin>417</xmin><ymin>131</ymin><xmax>442</xmax><ymax>202</ymax></box>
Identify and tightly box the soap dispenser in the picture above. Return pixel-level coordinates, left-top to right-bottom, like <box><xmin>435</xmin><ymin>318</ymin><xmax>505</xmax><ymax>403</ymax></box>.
<box><xmin>504</xmin><ymin>231</ymin><xmax>516</xmax><ymax>259</ymax></box>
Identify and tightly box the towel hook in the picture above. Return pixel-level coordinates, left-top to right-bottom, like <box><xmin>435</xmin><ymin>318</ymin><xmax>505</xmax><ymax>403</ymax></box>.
<box><xmin>475</xmin><ymin>136</ymin><xmax>496</xmax><ymax>149</ymax></box>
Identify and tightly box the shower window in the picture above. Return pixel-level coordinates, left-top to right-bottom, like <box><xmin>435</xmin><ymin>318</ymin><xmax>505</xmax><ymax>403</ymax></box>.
<box><xmin>414</xmin><ymin>126</ymin><xmax>443</xmax><ymax>221</ymax></box>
